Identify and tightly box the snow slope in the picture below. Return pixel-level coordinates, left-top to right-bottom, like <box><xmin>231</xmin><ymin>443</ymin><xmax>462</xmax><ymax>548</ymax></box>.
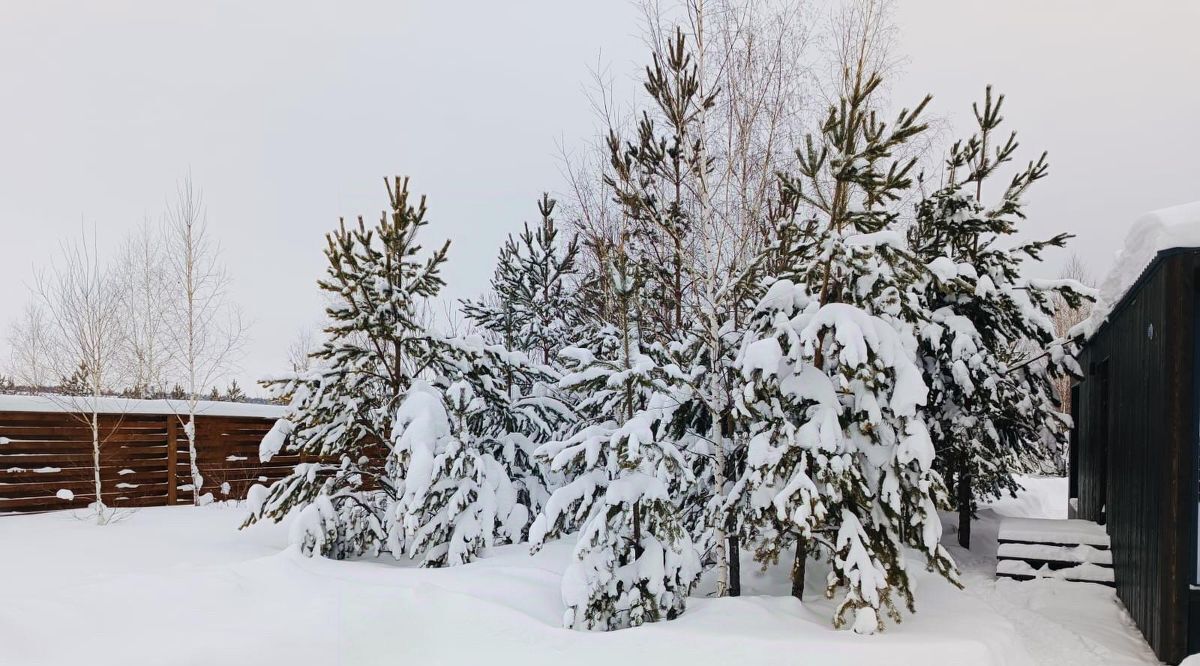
<box><xmin>0</xmin><ymin>477</ymin><xmax>1160</xmax><ymax>666</ymax></box>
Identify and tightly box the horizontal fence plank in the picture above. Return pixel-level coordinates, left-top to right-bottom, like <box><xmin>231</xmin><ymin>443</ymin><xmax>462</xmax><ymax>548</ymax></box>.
<box><xmin>1</xmin><ymin>453</ymin><xmax>164</xmax><ymax>467</ymax></box>
<box><xmin>0</xmin><ymin>481</ymin><xmax>170</xmax><ymax>499</ymax></box>
<box><xmin>0</xmin><ymin>409</ymin><xmax>299</xmax><ymax>513</ymax></box>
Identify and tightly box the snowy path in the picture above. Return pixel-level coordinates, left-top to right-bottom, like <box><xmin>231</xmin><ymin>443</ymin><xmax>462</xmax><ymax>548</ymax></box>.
<box><xmin>942</xmin><ymin>477</ymin><xmax>1159</xmax><ymax>665</ymax></box>
<box><xmin>0</xmin><ymin>477</ymin><xmax>1160</xmax><ymax>665</ymax></box>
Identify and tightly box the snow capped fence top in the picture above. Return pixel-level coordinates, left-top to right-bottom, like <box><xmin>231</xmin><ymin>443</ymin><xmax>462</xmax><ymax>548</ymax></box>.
<box><xmin>0</xmin><ymin>394</ymin><xmax>284</xmax><ymax>419</ymax></box>
<box><xmin>1076</xmin><ymin>200</ymin><xmax>1200</xmax><ymax>339</ymax></box>
<box><xmin>0</xmin><ymin>398</ymin><xmax>291</xmax><ymax>513</ymax></box>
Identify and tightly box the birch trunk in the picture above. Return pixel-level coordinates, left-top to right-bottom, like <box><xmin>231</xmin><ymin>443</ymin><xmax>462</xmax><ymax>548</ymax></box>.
<box><xmin>91</xmin><ymin>408</ymin><xmax>105</xmax><ymax>524</ymax></box>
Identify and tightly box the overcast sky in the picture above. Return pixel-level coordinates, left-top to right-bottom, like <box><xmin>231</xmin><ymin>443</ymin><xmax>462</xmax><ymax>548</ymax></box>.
<box><xmin>1</xmin><ymin>0</ymin><xmax>1196</xmax><ymax>395</ymax></box>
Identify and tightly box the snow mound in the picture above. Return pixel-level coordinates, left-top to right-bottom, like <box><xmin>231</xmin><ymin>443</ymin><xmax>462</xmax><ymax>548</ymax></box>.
<box><xmin>1078</xmin><ymin>200</ymin><xmax>1200</xmax><ymax>338</ymax></box>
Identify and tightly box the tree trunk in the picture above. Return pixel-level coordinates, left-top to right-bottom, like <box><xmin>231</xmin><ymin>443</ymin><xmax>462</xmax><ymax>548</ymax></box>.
<box><xmin>729</xmin><ymin>534</ymin><xmax>741</xmax><ymax>597</ymax></box>
<box><xmin>791</xmin><ymin>536</ymin><xmax>808</xmax><ymax>600</ymax></box>
<box><xmin>632</xmin><ymin>501</ymin><xmax>643</xmax><ymax>557</ymax></box>
<box><xmin>711</xmin><ymin>424</ymin><xmax>729</xmax><ymax>596</ymax></box>
<box><xmin>957</xmin><ymin>463</ymin><xmax>972</xmax><ymax>549</ymax></box>
<box><xmin>91</xmin><ymin>410</ymin><xmax>104</xmax><ymax>524</ymax></box>
<box><xmin>187</xmin><ymin>412</ymin><xmax>203</xmax><ymax>505</ymax></box>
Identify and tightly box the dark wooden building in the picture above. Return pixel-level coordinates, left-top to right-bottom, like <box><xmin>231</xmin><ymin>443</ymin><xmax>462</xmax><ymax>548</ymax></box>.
<box><xmin>1071</xmin><ymin>247</ymin><xmax>1200</xmax><ymax>664</ymax></box>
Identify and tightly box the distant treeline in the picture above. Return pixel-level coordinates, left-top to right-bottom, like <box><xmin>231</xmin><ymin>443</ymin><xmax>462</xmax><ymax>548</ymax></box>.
<box><xmin>0</xmin><ymin>371</ymin><xmax>272</xmax><ymax>405</ymax></box>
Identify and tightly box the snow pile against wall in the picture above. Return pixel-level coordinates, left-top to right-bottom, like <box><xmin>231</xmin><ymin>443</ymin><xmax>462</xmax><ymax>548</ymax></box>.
<box><xmin>1076</xmin><ymin>200</ymin><xmax>1200</xmax><ymax>339</ymax></box>
<box><xmin>0</xmin><ymin>394</ymin><xmax>284</xmax><ymax>419</ymax></box>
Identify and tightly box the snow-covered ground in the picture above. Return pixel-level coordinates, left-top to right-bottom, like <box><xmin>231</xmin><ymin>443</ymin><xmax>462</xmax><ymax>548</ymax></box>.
<box><xmin>944</xmin><ymin>477</ymin><xmax>1159</xmax><ymax>665</ymax></box>
<box><xmin>0</xmin><ymin>476</ymin><xmax>1160</xmax><ymax>665</ymax></box>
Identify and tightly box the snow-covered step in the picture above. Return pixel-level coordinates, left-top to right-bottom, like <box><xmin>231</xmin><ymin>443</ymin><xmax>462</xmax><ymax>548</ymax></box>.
<box><xmin>995</xmin><ymin>517</ymin><xmax>1114</xmax><ymax>587</ymax></box>
<box><xmin>997</xmin><ymin>542</ymin><xmax>1113</xmax><ymax>566</ymax></box>
<box><xmin>997</xmin><ymin>517</ymin><xmax>1110</xmax><ymax>549</ymax></box>
<box><xmin>996</xmin><ymin>559</ymin><xmax>1115</xmax><ymax>586</ymax></box>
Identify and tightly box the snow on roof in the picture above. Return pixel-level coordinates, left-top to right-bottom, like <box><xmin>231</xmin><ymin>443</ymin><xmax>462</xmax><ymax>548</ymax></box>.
<box><xmin>0</xmin><ymin>394</ymin><xmax>284</xmax><ymax>419</ymax></box>
<box><xmin>1076</xmin><ymin>200</ymin><xmax>1200</xmax><ymax>339</ymax></box>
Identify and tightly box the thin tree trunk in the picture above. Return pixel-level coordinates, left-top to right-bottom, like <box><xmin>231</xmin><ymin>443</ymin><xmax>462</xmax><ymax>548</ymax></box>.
<box><xmin>957</xmin><ymin>462</ymin><xmax>972</xmax><ymax>549</ymax></box>
<box><xmin>91</xmin><ymin>409</ymin><xmax>103</xmax><ymax>524</ymax></box>
<box><xmin>729</xmin><ymin>533</ymin><xmax>741</xmax><ymax>597</ymax></box>
<box><xmin>187</xmin><ymin>411</ymin><xmax>202</xmax><ymax>504</ymax></box>
<box><xmin>632</xmin><ymin>501</ymin><xmax>643</xmax><ymax>557</ymax></box>
<box><xmin>711</xmin><ymin>422</ymin><xmax>729</xmax><ymax>596</ymax></box>
<box><xmin>791</xmin><ymin>536</ymin><xmax>808</xmax><ymax>600</ymax></box>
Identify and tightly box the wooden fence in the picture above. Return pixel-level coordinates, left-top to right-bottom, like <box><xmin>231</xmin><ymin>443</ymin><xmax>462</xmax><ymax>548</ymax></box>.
<box><xmin>0</xmin><ymin>399</ymin><xmax>292</xmax><ymax>514</ymax></box>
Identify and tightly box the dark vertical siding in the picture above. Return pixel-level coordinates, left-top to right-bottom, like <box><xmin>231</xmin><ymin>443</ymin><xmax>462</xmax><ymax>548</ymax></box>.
<box><xmin>1165</xmin><ymin>258</ymin><xmax>1193</xmax><ymax>660</ymax></box>
<box><xmin>1075</xmin><ymin>384</ymin><xmax>1084</xmax><ymax>504</ymax></box>
<box><xmin>1074</xmin><ymin>250</ymin><xmax>1199</xmax><ymax>664</ymax></box>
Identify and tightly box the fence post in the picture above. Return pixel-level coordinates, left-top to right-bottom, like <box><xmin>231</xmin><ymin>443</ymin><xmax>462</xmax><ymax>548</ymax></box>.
<box><xmin>166</xmin><ymin>416</ymin><xmax>177</xmax><ymax>504</ymax></box>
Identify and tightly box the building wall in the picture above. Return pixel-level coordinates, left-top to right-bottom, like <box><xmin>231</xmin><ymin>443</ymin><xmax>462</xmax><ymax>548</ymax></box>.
<box><xmin>1074</xmin><ymin>250</ymin><xmax>1199</xmax><ymax>664</ymax></box>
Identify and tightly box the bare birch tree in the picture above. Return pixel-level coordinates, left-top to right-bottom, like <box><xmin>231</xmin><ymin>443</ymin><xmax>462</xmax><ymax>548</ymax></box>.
<box><xmin>31</xmin><ymin>227</ymin><xmax>129</xmax><ymax>524</ymax></box>
<box><xmin>7</xmin><ymin>301</ymin><xmax>53</xmax><ymax>392</ymax></box>
<box><xmin>115</xmin><ymin>219</ymin><xmax>170</xmax><ymax>397</ymax></box>
<box><xmin>818</xmin><ymin>0</ymin><xmax>900</xmax><ymax>107</ymax></box>
<box><xmin>163</xmin><ymin>176</ymin><xmax>247</xmax><ymax>504</ymax></box>
<box><xmin>286</xmin><ymin>326</ymin><xmax>317</xmax><ymax>374</ymax></box>
<box><xmin>556</xmin><ymin>55</ymin><xmax>631</xmax><ymax>325</ymax></box>
<box><xmin>1052</xmin><ymin>253</ymin><xmax>1092</xmax><ymax>472</ymax></box>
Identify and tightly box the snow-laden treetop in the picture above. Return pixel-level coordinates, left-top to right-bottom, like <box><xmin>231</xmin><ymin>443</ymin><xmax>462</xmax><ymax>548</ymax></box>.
<box><xmin>1076</xmin><ymin>200</ymin><xmax>1200</xmax><ymax>339</ymax></box>
<box><xmin>0</xmin><ymin>394</ymin><xmax>283</xmax><ymax>418</ymax></box>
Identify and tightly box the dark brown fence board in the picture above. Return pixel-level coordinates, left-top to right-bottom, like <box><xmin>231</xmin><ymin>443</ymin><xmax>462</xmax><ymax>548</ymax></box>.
<box><xmin>166</xmin><ymin>416</ymin><xmax>178</xmax><ymax>504</ymax></box>
<box><xmin>0</xmin><ymin>408</ymin><xmax>289</xmax><ymax>514</ymax></box>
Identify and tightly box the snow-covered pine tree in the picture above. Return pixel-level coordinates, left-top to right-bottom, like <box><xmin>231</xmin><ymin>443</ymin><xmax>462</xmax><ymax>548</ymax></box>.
<box><xmin>602</xmin><ymin>26</ymin><xmax>763</xmax><ymax>597</ymax></box>
<box><xmin>462</xmin><ymin>194</ymin><xmax>580</xmax><ymax>366</ymax></box>
<box><xmin>390</xmin><ymin>374</ymin><xmax>526</xmax><ymax>566</ymax></box>
<box><xmin>475</xmin><ymin>361</ymin><xmax>573</xmax><ymax>532</ymax></box>
<box><xmin>243</xmin><ymin>176</ymin><xmax>452</xmax><ymax>559</ymax></box>
<box><xmin>907</xmin><ymin>87</ymin><xmax>1090</xmax><ymax>549</ymax></box>
<box><xmin>733</xmin><ymin>71</ymin><xmax>956</xmax><ymax>633</ymax></box>
<box><xmin>604</xmin><ymin>28</ymin><xmax>715</xmax><ymax>344</ymax></box>
<box><xmin>246</xmin><ymin>176</ymin><xmax>566</xmax><ymax>566</ymax></box>
<box><xmin>392</xmin><ymin>333</ymin><xmax>574</xmax><ymax>563</ymax></box>
<box><xmin>529</xmin><ymin>243</ymin><xmax>700</xmax><ymax>630</ymax></box>
<box><xmin>460</xmin><ymin>194</ymin><xmax>581</xmax><ymax>521</ymax></box>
